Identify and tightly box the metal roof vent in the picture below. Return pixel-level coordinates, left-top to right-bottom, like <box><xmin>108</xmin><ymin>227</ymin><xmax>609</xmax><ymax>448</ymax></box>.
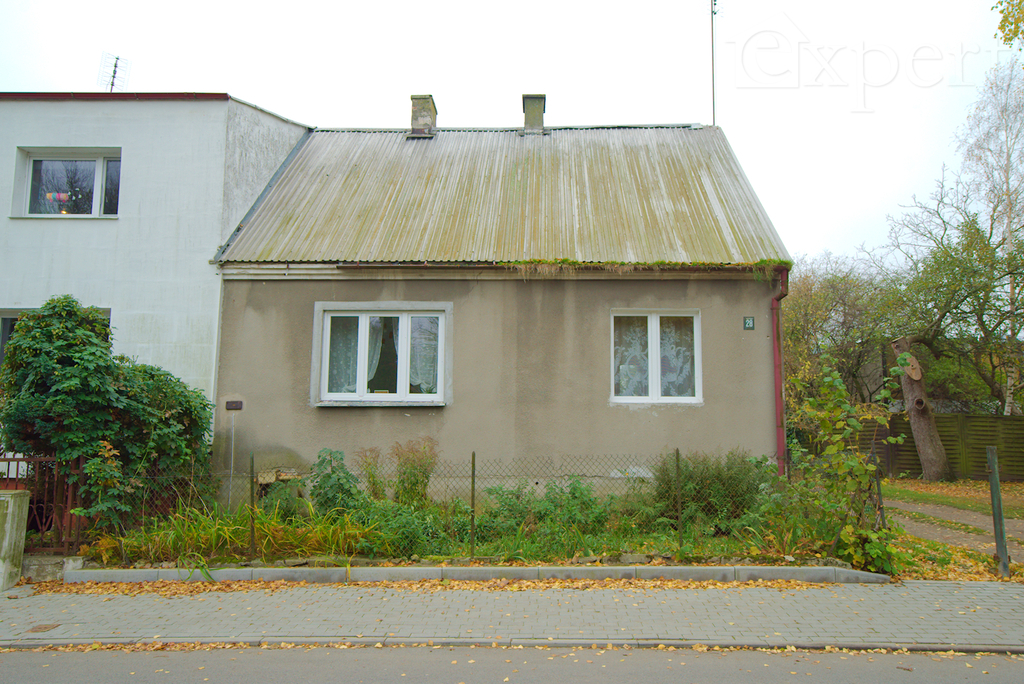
<box><xmin>409</xmin><ymin>94</ymin><xmax>436</xmax><ymax>138</ymax></box>
<box><xmin>521</xmin><ymin>94</ymin><xmax>548</xmax><ymax>135</ymax></box>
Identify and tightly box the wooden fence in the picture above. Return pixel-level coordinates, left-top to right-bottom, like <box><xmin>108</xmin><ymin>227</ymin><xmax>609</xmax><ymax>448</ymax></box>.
<box><xmin>848</xmin><ymin>415</ymin><xmax>1024</xmax><ymax>481</ymax></box>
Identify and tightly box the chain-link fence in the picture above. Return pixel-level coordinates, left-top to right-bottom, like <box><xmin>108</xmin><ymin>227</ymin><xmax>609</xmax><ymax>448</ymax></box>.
<box><xmin>165</xmin><ymin>449</ymin><xmax>784</xmax><ymax>562</ymax></box>
<box><xmin>11</xmin><ymin>448</ymin><xmax>893</xmax><ymax>570</ymax></box>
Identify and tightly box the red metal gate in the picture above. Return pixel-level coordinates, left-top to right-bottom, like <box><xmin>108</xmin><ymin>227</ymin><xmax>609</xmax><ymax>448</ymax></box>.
<box><xmin>0</xmin><ymin>455</ymin><xmax>84</xmax><ymax>553</ymax></box>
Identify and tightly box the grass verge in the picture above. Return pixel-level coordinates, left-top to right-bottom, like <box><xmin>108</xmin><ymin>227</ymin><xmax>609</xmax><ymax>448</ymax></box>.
<box><xmin>882</xmin><ymin>482</ymin><xmax>1024</xmax><ymax>519</ymax></box>
<box><xmin>890</xmin><ymin>509</ymin><xmax>991</xmax><ymax>536</ymax></box>
<box><xmin>894</xmin><ymin>534</ymin><xmax>1023</xmax><ymax>582</ymax></box>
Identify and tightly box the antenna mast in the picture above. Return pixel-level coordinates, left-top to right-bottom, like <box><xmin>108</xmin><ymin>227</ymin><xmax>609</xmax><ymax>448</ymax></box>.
<box><xmin>97</xmin><ymin>53</ymin><xmax>131</xmax><ymax>93</ymax></box>
<box><xmin>711</xmin><ymin>0</ymin><xmax>718</xmax><ymax>126</ymax></box>
<box><xmin>108</xmin><ymin>57</ymin><xmax>120</xmax><ymax>93</ymax></box>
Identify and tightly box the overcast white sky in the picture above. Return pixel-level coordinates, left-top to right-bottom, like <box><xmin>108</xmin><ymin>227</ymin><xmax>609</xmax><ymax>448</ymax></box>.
<box><xmin>0</xmin><ymin>0</ymin><xmax>1014</xmax><ymax>258</ymax></box>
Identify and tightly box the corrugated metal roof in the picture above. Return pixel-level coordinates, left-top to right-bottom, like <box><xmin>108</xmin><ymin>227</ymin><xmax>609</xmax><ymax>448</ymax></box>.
<box><xmin>219</xmin><ymin>125</ymin><xmax>790</xmax><ymax>265</ymax></box>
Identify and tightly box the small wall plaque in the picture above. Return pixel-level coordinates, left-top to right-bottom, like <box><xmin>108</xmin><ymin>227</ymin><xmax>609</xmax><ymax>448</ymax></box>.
<box><xmin>743</xmin><ymin>317</ymin><xmax>755</xmax><ymax>330</ymax></box>
<box><xmin>225</xmin><ymin>400</ymin><xmax>243</xmax><ymax>411</ymax></box>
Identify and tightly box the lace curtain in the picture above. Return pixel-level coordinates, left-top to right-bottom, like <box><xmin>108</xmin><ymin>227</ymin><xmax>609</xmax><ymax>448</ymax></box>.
<box><xmin>614</xmin><ymin>315</ymin><xmax>695</xmax><ymax>398</ymax></box>
<box><xmin>327</xmin><ymin>316</ymin><xmax>358</xmax><ymax>393</ymax></box>
<box><xmin>660</xmin><ymin>316</ymin><xmax>694</xmax><ymax>397</ymax></box>
<box><xmin>409</xmin><ymin>316</ymin><xmax>438</xmax><ymax>394</ymax></box>
<box><xmin>614</xmin><ymin>316</ymin><xmax>649</xmax><ymax>396</ymax></box>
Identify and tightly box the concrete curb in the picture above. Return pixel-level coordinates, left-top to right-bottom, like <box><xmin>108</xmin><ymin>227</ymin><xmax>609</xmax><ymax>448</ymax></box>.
<box><xmin>3</xmin><ymin>637</ymin><xmax>1022</xmax><ymax>654</ymax></box>
<box><xmin>62</xmin><ymin>564</ymin><xmax>890</xmax><ymax>584</ymax></box>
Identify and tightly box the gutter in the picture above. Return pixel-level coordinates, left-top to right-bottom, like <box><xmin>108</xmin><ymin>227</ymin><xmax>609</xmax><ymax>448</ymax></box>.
<box><xmin>771</xmin><ymin>266</ymin><xmax>789</xmax><ymax>476</ymax></box>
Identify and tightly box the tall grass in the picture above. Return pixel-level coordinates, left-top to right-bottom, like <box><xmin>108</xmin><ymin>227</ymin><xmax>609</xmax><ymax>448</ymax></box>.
<box><xmin>87</xmin><ymin>502</ymin><xmax>371</xmax><ymax>565</ymax></box>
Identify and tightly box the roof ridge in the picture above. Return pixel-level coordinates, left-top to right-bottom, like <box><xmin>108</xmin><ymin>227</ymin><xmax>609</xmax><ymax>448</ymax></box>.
<box><xmin>311</xmin><ymin>123</ymin><xmax>706</xmax><ymax>134</ymax></box>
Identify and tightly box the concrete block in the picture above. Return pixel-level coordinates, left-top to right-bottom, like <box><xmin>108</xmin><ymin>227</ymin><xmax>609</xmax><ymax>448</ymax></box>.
<box><xmin>63</xmin><ymin>556</ymin><xmax>85</xmax><ymax>573</ymax></box>
<box><xmin>1</xmin><ymin>491</ymin><xmax>30</xmax><ymax>591</ymax></box>
<box><xmin>538</xmin><ymin>566</ymin><xmax>636</xmax><ymax>580</ymax></box>
<box><xmin>441</xmin><ymin>566</ymin><xmax>540</xmax><ymax>581</ymax></box>
<box><xmin>835</xmin><ymin>568</ymin><xmax>889</xmax><ymax>584</ymax></box>
<box><xmin>619</xmin><ymin>554</ymin><xmax>650</xmax><ymax>564</ymax></box>
<box><xmin>736</xmin><ymin>566</ymin><xmax>836</xmax><ymax>583</ymax></box>
<box><xmin>20</xmin><ymin>555</ymin><xmax>64</xmax><ymax>582</ymax></box>
<box><xmin>64</xmin><ymin>569</ymin><xmax>160</xmax><ymax>583</ymax></box>
<box><xmin>636</xmin><ymin>566</ymin><xmax>736</xmax><ymax>582</ymax></box>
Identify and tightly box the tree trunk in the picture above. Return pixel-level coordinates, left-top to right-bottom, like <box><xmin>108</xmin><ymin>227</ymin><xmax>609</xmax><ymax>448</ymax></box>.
<box><xmin>891</xmin><ymin>337</ymin><xmax>953</xmax><ymax>481</ymax></box>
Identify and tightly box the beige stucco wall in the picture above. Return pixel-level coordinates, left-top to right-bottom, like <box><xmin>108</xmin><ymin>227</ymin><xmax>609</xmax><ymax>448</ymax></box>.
<box><xmin>213</xmin><ymin>274</ymin><xmax>779</xmax><ymax>470</ymax></box>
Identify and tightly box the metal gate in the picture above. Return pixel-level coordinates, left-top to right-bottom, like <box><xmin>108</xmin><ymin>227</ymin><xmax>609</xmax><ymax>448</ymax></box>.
<box><xmin>0</xmin><ymin>455</ymin><xmax>84</xmax><ymax>553</ymax></box>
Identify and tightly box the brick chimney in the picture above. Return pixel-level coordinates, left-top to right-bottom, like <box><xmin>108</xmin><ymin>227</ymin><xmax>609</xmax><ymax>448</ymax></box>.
<box><xmin>409</xmin><ymin>95</ymin><xmax>437</xmax><ymax>138</ymax></box>
<box><xmin>522</xmin><ymin>94</ymin><xmax>547</xmax><ymax>135</ymax></box>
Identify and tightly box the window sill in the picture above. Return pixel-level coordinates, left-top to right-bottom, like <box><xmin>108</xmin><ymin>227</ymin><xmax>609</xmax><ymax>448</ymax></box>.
<box><xmin>9</xmin><ymin>215</ymin><xmax>118</xmax><ymax>219</ymax></box>
<box><xmin>316</xmin><ymin>400</ymin><xmax>446</xmax><ymax>408</ymax></box>
<box><xmin>610</xmin><ymin>399</ymin><xmax>704</xmax><ymax>407</ymax></box>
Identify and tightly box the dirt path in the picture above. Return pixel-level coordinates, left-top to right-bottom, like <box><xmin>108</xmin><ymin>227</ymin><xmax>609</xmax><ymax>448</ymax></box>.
<box><xmin>885</xmin><ymin>499</ymin><xmax>1024</xmax><ymax>558</ymax></box>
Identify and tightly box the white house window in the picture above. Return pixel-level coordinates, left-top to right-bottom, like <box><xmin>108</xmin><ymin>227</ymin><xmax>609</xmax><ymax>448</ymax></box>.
<box><xmin>28</xmin><ymin>157</ymin><xmax>120</xmax><ymax>216</ymax></box>
<box><xmin>611</xmin><ymin>311</ymin><xmax>702</xmax><ymax>403</ymax></box>
<box><xmin>314</xmin><ymin>302</ymin><xmax>452</xmax><ymax>405</ymax></box>
<box><xmin>11</xmin><ymin>148</ymin><xmax>121</xmax><ymax>218</ymax></box>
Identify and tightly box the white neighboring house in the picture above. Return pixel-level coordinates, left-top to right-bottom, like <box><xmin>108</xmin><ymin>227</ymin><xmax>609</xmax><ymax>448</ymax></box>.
<box><xmin>0</xmin><ymin>93</ymin><xmax>309</xmax><ymax>422</ymax></box>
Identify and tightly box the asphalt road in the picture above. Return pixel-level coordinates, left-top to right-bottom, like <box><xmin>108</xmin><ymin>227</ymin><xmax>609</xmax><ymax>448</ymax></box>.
<box><xmin>2</xmin><ymin>645</ymin><xmax>1022</xmax><ymax>683</ymax></box>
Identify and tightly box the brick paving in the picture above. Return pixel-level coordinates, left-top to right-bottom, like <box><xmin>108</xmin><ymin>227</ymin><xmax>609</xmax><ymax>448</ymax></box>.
<box><xmin>2</xmin><ymin>580</ymin><xmax>1023</xmax><ymax>651</ymax></box>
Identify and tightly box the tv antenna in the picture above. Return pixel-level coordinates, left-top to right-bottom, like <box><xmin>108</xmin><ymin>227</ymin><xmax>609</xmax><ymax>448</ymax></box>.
<box><xmin>98</xmin><ymin>53</ymin><xmax>131</xmax><ymax>92</ymax></box>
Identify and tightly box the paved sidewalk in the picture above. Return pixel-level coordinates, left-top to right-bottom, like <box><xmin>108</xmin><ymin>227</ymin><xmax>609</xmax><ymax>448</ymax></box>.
<box><xmin>2</xmin><ymin>580</ymin><xmax>1023</xmax><ymax>652</ymax></box>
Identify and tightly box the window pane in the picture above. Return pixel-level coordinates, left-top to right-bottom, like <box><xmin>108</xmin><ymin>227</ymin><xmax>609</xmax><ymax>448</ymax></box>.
<box><xmin>103</xmin><ymin>159</ymin><xmax>120</xmax><ymax>215</ymax></box>
<box><xmin>660</xmin><ymin>316</ymin><xmax>695</xmax><ymax>397</ymax></box>
<box><xmin>367</xmin><ymin>316</ymin><xmax>398</xmax><ymax>394</ymax></box>
<box><xmin>409</xmin><ymin>316</ymin><xmax>439</xmax><ymax>394</ymax></box>
<box><xmin>327</xmin><ymin>316</ymin><xmax>358</xmax><ymax>393</ymax></box>
<box><xmin>614</xmin><ymin>316</ymin><xmax>649</xmax><ymax>397</ymax></box>
<box><xmin>29</xmin><ymin>160</ymin><xmax>95</xmax><ymax>214</ymax></box>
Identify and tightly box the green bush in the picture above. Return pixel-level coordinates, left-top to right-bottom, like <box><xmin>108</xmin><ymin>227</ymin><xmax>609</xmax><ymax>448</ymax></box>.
<box><xmin>349</xmin><ymin>498</ymin><xmax>452</xmax><ymax>558</ymax></box>
<box><xmin>0</xmin><ymin>295</ymin><xmax>213</xmax><ymax>530</ymax></box>
<box><xmin>476</xmin><ymin>476</ymin><xmax>610</xmax><ymax>544</ymax></box>
<box><xmin>260</xmin><ymin>481</ymin><xmax>303</xmax><ymax>520</ymax></box>
<box><xmin>746</xmin><ymin>361</ymin><xmax>909</xmax><ymax>574</ymax></box>
<box><xmin>652</xmin><ymin>450</ymin><xmax>771</xmax><ymax>535</ymax></box>
<box><xmin>305</xmin><ymin>449</ymin><xmax>362</xmax><ymax>515</ymax></box>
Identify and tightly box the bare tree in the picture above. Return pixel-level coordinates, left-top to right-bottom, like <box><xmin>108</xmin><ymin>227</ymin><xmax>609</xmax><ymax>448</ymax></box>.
<box><xmin>959</xmin><ymin>61</ymin><xmax>1024</xmax><ymax>414</ymax></box>
<box><xmin>865</xmin><ymin>62</ymin><xmax>1024</xmax><ymax>479</ymax></box>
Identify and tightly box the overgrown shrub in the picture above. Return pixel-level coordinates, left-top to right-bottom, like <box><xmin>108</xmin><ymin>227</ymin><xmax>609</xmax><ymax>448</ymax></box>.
<box><xmin>391</xmin><ymin>437</ymin><xmax>439</xmax><ymax>506</ymax></box>
<box><xmin>305</xmin><ymin>448</ymin><xmax>362</xmax><ymax>515</ymax></box>
<box><xmin>652</xmin><ymin>450</ymin><xmax>771</xmax><ymax>535</ymax></box>
<box><xmin>349</xmin><ymin>498</ymin><xmax>454</xmax><ymax>558</ymax></box>
<box><xmin>476</xmin><ymin>476</ymin><xmax>609</xmax><ymax>544</ymax></box>
<box><xmin>747</xmin><ymin>362</ymin><xmax>908</xmax><ymax>574</ymax></box>
<box><xmin>353</xmin><ymin>446</ymin><xmax>387</xmax><ymax>500</ymax></box>
<box><xmin>0</xmin><ymin>295</ymin><xmax>213</xmax><ymax>530</ymax></box>
<box><xmin>260</xmin><ymin>481</ymin><xmax>303</xmax><ymax>520</ymax></box>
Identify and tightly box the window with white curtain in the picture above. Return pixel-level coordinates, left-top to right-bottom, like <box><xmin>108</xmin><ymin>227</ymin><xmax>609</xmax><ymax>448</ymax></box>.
<box><xmin>314</xmin><ymin>303</ymin><xmax>450</xmax><ymax>404</ymax></box>
<box><xmin>611</xmin><ymin>310</ymin><xmax>702</xmax><ymax>403</ymax></box>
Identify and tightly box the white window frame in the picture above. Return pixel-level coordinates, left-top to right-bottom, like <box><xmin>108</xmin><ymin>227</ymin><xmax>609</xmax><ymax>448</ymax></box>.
<box><xmin>610</xmin><ymin>309</ymin><xmax>703</xmax><ymax>404</ymax></box>
<box><xmin>311</xmin><ymin>301</ymin><xmax>454</xmax><ymax>407</ymax></box>
<box><xmin>10</xmin><ymin>147</ymin><xmax>121</xmax><ymax>218</ymax></box>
